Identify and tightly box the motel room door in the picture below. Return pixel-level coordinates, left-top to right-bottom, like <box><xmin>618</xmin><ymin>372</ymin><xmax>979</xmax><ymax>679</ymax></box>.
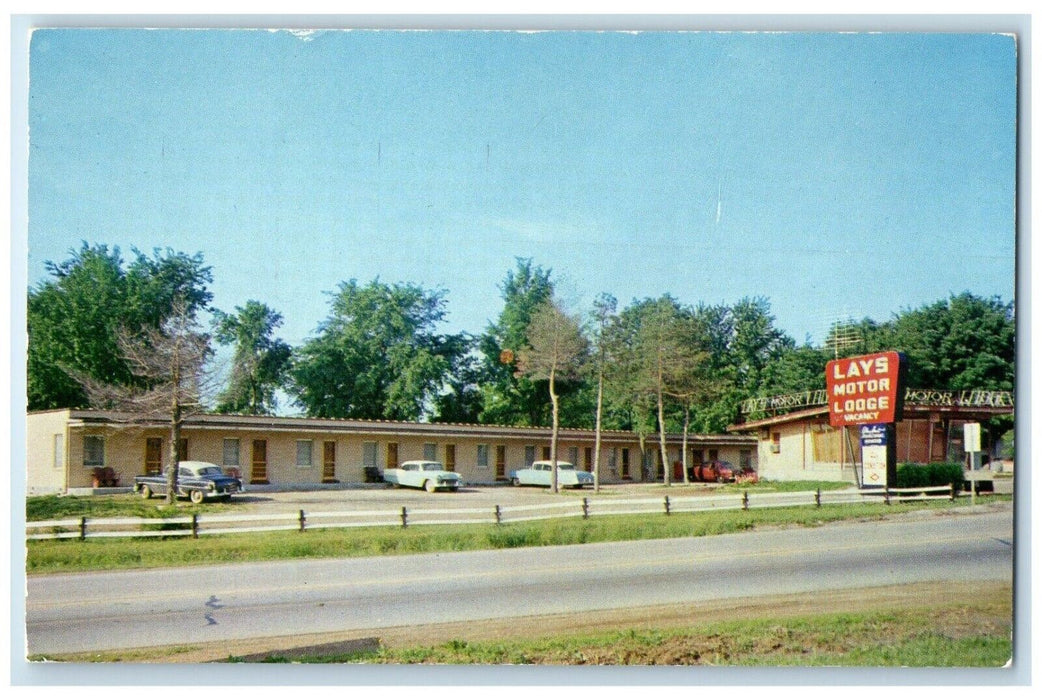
<box><xmin>251</xmin><ymin>439</ymin><xmax>269</xmax><ymax>484</ymax></box>
<box><xmin>323</xmin><ymin>441</ymin><xmax>337</xmax><ymax>483</ymax></box>
<box><xmin>145</xmin><ymin>438</ymin><xmax>163</xmax><ymax>475</ymax></box>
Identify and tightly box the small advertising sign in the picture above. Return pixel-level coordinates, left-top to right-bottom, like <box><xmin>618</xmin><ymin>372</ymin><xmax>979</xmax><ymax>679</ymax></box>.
<box><xmin>860</xmin><ymin>423</ymin><xmax>889</xmax><ymax>487</ymax></box>
<box><xmin>826</xmin><ymin>351</ymin><xmax>906</xmax><ymax>427</ymax></box>
<box><xmin>963</xmin><ymin>422</ymin><xmax>981</xmax><ymax>454</ymax></box>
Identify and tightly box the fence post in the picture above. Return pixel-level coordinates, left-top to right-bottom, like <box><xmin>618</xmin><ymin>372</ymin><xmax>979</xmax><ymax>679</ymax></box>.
<box><xmin>191</xmin><ymin>513</ymin><xmax>199</xmax><ymax>539</ymax></box>
<box><xmin>582</xmin><ymin>497</ymin><xmax>590</xmax><ymax>520</ymax></box>
<box><xmin>298</xmin><ymin>510</ymin><xmax>306</xmax><ymax>533</ymax></box>
<box><xmin>742</xmin><ymin>491</ymin><xmax>749</xmax><ymax>511</ymax></box>
<box><xmin>950</xmin><ymin>483</ymin><xmax>957</xmax><ymax>502</ymax></box>
<box><xmin>815</xmin><ymin>489</ymin><xmax>821</xmax><ymax>508</ymax></box>
<box><xmin>79</xmin><ymin>516</ymin><xmax>87</xmax><ymax>541</ymax></box>
<box><xmin>400</xmin><ymin>506</ymin><xmax>408</xmax><ymax>529</ymax></box>
<box><xmin>664</xmin><ymin>496</ymin><xmax>671</xmax><ymax>516</ymax></box>
<box><xmin>884</xmin><ymin>486</ymin><xmax>891</xmax><ymax>506</ymax></box>
<box><xmin>494</xmin><ymin>504</ymin><xmax>501</xmax><ymax>525</ymax></box>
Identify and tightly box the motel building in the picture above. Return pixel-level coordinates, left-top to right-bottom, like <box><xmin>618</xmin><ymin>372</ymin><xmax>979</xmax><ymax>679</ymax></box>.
<box><xmin>727</xmin><ymin>388</ymin><xmax>1014</xmax><ymax>483</ymax></box>
<box><xmin>26</xmin><ymin>409</ymin><xmax>758</xmax><ymax>495</ymax></box>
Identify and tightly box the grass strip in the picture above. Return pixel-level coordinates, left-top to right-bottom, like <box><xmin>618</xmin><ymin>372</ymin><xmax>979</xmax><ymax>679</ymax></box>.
<box><xmin>235</xmin><ymin>596</ymin><xmax>1012</xmax><ymax>666</ymax></box>
<box><xmin>26</xmin><ymin>497</ymin><xmax>1006</xmax><ymax>574</ymax></box>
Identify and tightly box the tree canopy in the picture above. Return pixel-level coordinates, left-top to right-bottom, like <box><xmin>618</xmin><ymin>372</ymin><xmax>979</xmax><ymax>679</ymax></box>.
<box><xmin>289</xmin><ymin>279</ymin><xmax>470</xmax><ymax>420</ymax></box>
<box><xmin>213</xmin><ymin>301</ymin><xmax>292</xmax><ymax>415</ymax></box>
<box><xmin>28</xmin><ymin>243</ymin><xmax>213</xmax><ymax>410</ymax></box>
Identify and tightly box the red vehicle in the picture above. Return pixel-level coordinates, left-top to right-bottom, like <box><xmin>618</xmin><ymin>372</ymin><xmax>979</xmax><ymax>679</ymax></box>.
<box><xmin>733</xmin><ymin>465</ymin><xmax>760</xmax><ymax>484</ymax></box>
<box><xmin>690</xmin><ymin>460</ymin><xmax>736</xmax><ymax>483</ymax></box>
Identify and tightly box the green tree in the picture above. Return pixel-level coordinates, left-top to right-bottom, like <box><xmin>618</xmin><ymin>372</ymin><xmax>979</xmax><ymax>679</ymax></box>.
<box><xmin>887</xmin><ymin>293</ymin><xmax>1014</xmax><ymax>391</ymax></box>
<box><xmin>478</xmin><ymin>258</ymin><xmax>556</xmax><ymax>426</ymax></box>
<box><xmin>609</xmin><ymin>296</ymin><xmax>710</xmax><ymax>485</ymax></box>
<box><xmin>28</xmin><ymin>243</ymin><xmax>213</xmax><ymax>410</ymax></box>
<box><xmin>516</xmin><ymin>299</ymin><xmax>589</xmax><ymax>492</ymax></box>
<box><xmin>289</xmin><ymin>279</ymin><xmax>468</xmax><ymax>420</ymax></box>
<box><xmin>213</xmin><ymin>301</ymin><xmax>292</xmax><ymax>415</ymax></box>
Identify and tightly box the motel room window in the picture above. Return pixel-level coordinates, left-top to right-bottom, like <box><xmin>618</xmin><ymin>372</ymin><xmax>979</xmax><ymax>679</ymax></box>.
<box><xmin>708</xmin><ymin>449</ymin><xmax>719</xmax><ymax>461</ymax></box>
<box><xmin>771</xmin><ymin>432</ymin><xmax>781</xmax><ymax>454</ymax></box>
<box><xmin>608</xmin><ymin>448</ymin><xmax>618</xmax><ymax>473</ymax></box>
<box><xmin>568</xmin><ymin>446</ymin><xmax>579</xmax><ymax>466</ymax></box>
<box><xmin>363</xmin><ymin>442</ymin><xmax>378</xmax><ymax>469</ymax></box>
<box><xmin>223</xmin><ymin>439</ymin><xmax>240</xmax><ymax>467</ymax></box>
<box><xmin>53</xmin><ymin>434</ymin><xmax>64</xmax><ymax>470</ymax></box>
<box><xmin>476</xmin><ymin>444</ymin><xmax>490</xmax><ymax>469</ymax></box>
<box><xmin>83</xmin><ymin>435</ymin><xmax>104</xmax><ymax>467</ymax></box>
<box><xmin>740</xmin><ymin>450</ymin><xmax>752</xmax><ymax>469</ymax></box>
<box><xmin>423</xmin><ymin>443</ymin><xmax>437</xmax><ymax>461</ymax></box>
<box><xmin>296</xmin><ymin>440</ymin><xmax>314</xmax><ymax>467</ymax></box>
<box><xmin>524</xmin><ymin>445</ymin><xmax>536</xmax><ymax>466</ymax></box>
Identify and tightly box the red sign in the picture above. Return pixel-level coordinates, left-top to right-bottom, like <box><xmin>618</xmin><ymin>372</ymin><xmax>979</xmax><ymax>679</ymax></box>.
<box><xmin>826</xmin><ymin>351</ymin><xmax>904</xmax><ymax>427</ymax></box>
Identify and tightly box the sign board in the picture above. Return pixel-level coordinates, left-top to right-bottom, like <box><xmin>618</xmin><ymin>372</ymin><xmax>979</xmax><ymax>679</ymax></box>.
<box><xmin>963</xmin><ymin>422</ymin><xmax>981</xmax><ymax>454</ymax></box>
<box><xmin>826</xmin><ymin>351</ymin><xmax>906</xmax><ymax>427</ymax></box>
<box><xmin>860</xmin><ymin>424</ymin><xmax>890</xmax><ymax>487</ymax></box>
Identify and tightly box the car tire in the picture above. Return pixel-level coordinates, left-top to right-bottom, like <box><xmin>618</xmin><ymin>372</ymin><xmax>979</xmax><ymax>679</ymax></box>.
<box><xmin>425</xmin><ymin>480</ymin><xmax>437</xmax><ymax>493</ymax></box>
<box><xmin>190</xmin><ymin>489</ymin><xmax>204</xmax><ymax>504</ymax></box>
<box><xmin>140</xmin><ymin>485</ymin><xmax>152</xmax><ymax>499</ymax></box>
<box><xmin>511</xmin><ymin>477</ymin><xmax>520</xmax><ymax>486</ymax></box>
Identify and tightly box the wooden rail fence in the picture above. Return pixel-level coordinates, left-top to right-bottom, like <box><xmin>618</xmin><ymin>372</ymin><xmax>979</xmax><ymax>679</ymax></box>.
<box><xmin>26</xmin><ymin>485</ymin><xmax>972</xmax><ymax>542</ymax></box>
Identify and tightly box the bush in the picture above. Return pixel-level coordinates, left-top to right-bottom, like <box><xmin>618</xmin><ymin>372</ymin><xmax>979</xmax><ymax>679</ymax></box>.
<box><xmin>895</xmin><ymin>462</ymin><xmax>964</xmax><ymax>491</ymax></box>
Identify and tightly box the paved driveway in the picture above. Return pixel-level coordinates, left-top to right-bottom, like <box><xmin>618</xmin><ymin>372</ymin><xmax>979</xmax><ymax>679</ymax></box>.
<box><xmin>229</xmin><ymin>481</ymin><xmax>724</xmax><ymax>513</ymax></box>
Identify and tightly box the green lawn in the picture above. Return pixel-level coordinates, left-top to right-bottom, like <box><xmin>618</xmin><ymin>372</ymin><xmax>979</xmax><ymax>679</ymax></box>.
<box><xmin>25</xmin><ymin>495</ymin><xmax>1008</xmax><ymax>574</ymax></box>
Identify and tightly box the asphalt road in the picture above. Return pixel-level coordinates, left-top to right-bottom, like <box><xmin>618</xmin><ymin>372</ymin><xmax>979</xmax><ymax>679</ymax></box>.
<box><xmin>25</xmin><ymin>506</ymin><xmax>1013</xmax><ymax>655</ymax></box>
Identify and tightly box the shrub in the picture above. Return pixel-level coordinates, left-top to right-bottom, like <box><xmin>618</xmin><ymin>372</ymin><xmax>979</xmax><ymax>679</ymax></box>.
<box><xmin>895</xmin><ymin>462</ymin><xmax>963</xmax><ymax>491</ymax></box>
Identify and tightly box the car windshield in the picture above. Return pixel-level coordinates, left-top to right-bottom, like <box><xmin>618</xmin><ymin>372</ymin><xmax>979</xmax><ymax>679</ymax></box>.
<box><xmin>421</xmin><ymin>463</ymin><xmax>445</xmax><ymax>471</ymax></box>
<box><xmin>197</xmin><ymin>466</ymin><xmax>224</xmax><ymax>477</ymax></box>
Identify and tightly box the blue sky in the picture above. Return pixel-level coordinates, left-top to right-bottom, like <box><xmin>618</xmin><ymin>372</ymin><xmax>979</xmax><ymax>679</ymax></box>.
<box><xmin>27</xmin><ymin>29</ymin><xmax>1017</xmax><ymax>347</ymax></box>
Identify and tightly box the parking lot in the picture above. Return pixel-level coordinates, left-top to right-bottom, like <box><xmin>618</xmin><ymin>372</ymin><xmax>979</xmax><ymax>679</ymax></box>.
<box><xmin>229</xmin><ymin>481</ymin><xmax>724</xmax><ymax>513</ymax></box>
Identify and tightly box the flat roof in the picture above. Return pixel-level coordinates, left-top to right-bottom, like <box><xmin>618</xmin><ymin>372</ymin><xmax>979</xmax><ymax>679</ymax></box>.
<box><xmin>46</xmin><ymin>409</ymin><xmax>756</xmax><ymax>446</ymax></box>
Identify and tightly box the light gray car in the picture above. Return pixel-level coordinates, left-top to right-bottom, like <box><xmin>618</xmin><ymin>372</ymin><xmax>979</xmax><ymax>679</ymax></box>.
<box><xmin>382</xmin><ymin>460</ymin><xmax>463</xmax><ymax>492</ymax></box>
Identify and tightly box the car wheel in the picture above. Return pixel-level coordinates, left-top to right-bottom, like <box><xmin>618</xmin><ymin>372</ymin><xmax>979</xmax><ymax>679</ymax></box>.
<box><xmin>190</xmin><ymin>489</ymin><xmax>204</xmax><ymax>504</ymax></box>
<box><xmin>140</xmin><ymin>485</ymin><xmax>152</xmax><ymax>499</ymax></box>
<box><xmin>511</xmin><ymin>477</ymin><xmax>520</xmax><ymax>486</ymax></box>
<box><xmin>425</xmin><ymin>480</ymin><xmax>437</xmax><ymax>493</ymax></box>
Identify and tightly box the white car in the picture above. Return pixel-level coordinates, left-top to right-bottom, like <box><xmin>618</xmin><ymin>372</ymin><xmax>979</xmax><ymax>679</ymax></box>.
<box><xmin>383</xmin><ymin>460</ymin><xmax>462</xmax><ymax>492</ymax></box>
<box><xmin>509</xmin><ymin>460</ymin><xmax>594</xmax><ymax>489</ymax></box>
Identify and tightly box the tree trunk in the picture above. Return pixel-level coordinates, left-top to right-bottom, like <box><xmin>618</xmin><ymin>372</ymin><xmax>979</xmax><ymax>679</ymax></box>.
<box><xmin>549</xmin><ymin>367</ymin><xmax>560</xmax><ymax>494</ymax></box>
<box><xmin>682</xmin><ymin>404</ymin><xmax>691</xmax><ymax>485</ymax></box>
<box><xmin>657</xmin><ymin>385</ymin><xmax>671</xmax><ymax>486</ymax></box>
<box><xmin>166</xmin><ymin>402</ymin><xmax>181</xmax><ymax>505</ymax></box>
<box><xmin>593</xmin><ymin>369</ymin><xmax>604</xmax><ymax>493</ymax></box>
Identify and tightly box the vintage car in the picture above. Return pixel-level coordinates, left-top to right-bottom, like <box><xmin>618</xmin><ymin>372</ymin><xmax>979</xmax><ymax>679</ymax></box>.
<box><xmin>134</xmin><ymin>461</ymin><xmax>243</xmax><ymax>503</ymax></box>
<box><xmin>383</xmin><ymin>460</ymin><xmax>463</xmax><ymax>492</ymax></box>
<box><xmin>690</xmin><ymin>460</ymin><xmax>737</xmax><ymax>483</ymax></box>
<box><xmin>510</xmin><ymin>460</ymin><xmax>595</xmax><ymax>489</ymax></box>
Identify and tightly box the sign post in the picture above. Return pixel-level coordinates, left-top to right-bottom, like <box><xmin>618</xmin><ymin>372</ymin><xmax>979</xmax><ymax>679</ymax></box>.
<box><xmin>964</xmin><ymin>422</ymin><xmax>981</xmax><ymax>505</ymax></box>
<box><xmin>826</xmin><ymin>351</ymin><xmax>907</xmax><ymax>489</ymax></box>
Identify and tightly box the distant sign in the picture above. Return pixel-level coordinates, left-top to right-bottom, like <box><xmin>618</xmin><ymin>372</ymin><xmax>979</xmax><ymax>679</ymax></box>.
<box><xmin>860</xmin><ymin>424</ymin><xmax>889</xmax><ymax>487</ymax></box>
<box><xmin>826</xmin><ymin>351</ymin><xmax>906</xmax><ymax>427</ymax></box>
<box><xmin>963</xmin><ymin>422</ymin><xmax>981</xmax><ymax>454</ymax></box>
